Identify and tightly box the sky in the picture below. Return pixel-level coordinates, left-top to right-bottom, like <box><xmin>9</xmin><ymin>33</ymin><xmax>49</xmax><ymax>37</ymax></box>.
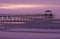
<box><xmin>0</xmin><ymin>0</ymin><xmax>60</xmax><ymax>18</ymax></box>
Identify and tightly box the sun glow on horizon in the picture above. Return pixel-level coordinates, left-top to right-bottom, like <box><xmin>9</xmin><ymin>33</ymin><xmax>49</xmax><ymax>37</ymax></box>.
<box><xmin>0</xmin><ymin>3</ymin><xmax>60</xmax><ymax>9</ymax></box>
<box><xmin>0</xmin><ymin>4</ymin><xmax>45</xmax><ymax>9</ymax></box>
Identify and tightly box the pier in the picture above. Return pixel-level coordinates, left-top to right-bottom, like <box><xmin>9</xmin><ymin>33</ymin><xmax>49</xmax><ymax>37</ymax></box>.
<box><xmin>0</xmin><ymin>10</ymin><xmax>54</xmax><ymax>24</ymax></box>
<box><xmin>0</xmin><ymin>10</ymin><xmax>60</xmax><ymax>30</ymax></box>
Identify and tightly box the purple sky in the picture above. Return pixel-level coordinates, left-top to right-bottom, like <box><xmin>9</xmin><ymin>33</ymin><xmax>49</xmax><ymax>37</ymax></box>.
<box><xmin>0</xmin><ymin>0</ymin><xmax>60</xmax><ymax>18</ymax></box>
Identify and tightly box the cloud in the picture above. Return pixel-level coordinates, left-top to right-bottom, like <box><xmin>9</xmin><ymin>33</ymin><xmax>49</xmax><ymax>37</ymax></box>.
<box><xmin>0</xmin><ymin>4</ymin><xmax>45</xmax><ymax>9</ymax></box>
<box><xmin>0</xmin><ymin>3</ymin><xmax>60</xmax><ymax>10</ymax></box>
<box><xmin>0</xmin><ymin>0</ymin><xmax>60</xmax><ymax>5</ymax></box>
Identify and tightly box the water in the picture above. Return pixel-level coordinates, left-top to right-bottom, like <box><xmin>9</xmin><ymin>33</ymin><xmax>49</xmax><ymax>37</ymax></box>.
<box><xmin>5</xmin><ymin>28</ymin><xmax>60</xmax><ymax>33</ymax></box>
<box><xmin>0</xmin><ymin>31</ymin><xmax>60</xmax><ymax>39</ymax></box>
<box><xmin>0</xmin><ymin>23</ymin><xmax>60</xmax><ymax>39</ymax></box>
<box><xmin>0</xmin><ymin>28</ymin><xmax>60</xmax><ymax>39</ymax></box>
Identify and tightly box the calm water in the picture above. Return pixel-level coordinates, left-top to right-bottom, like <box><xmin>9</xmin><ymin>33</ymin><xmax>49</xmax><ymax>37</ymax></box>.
<box><xmin>0</xmin><ymin>28</ymin><xmax>60</xmax><ymax>39</ymax></box>
<box><xmin>0</xmin><ymin>20</ymin><xmax>60</xmax><ymax>39</ymax></box>
<box><xmin>0</xmin><ymin>31</ymin><xmax>60</xmax><ymax>39</ymax></box>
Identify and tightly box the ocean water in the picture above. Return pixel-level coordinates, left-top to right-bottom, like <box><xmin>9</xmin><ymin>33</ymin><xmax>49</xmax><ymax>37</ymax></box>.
<box><xmin>0</xmin><ymin>28</ymin><xmax>60</xmax><ymax>39</ymax></box>
<box><xmin>0</xmin><ymin>20</ymin><xmax>60</xmax><ymax>39</ymax></box>
<box><xmin>4</xmin><ymin>28</ymin><xmax>60</xmax><ymax>33</ymax></box>
<box><xmin>0</xmin><ymin>31</ymin><xmax>60</xmax><ymax>39</ymax></box>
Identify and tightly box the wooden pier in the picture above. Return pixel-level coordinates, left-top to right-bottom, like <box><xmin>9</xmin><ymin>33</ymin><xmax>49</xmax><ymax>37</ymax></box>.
<box><xmin>0</xmin><ymin>10</ymin><xmax>54</xmax><ymax>24</ymax></box>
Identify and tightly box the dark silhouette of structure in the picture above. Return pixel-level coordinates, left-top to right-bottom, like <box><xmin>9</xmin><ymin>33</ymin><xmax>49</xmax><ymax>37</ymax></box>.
<box><xmin>0</xmin><ymin>10</ymin><xmax>54</xmax><ymax>23</ymax></box>
<box><xmin>1</xmin><ymin>10</ymin><xmax>60</xmax><ymax>29</ymax></box>
<box><xmin>45</xmin><ymin>10</ymin><xmax>53</xmax><ymax>19</ymax></box>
